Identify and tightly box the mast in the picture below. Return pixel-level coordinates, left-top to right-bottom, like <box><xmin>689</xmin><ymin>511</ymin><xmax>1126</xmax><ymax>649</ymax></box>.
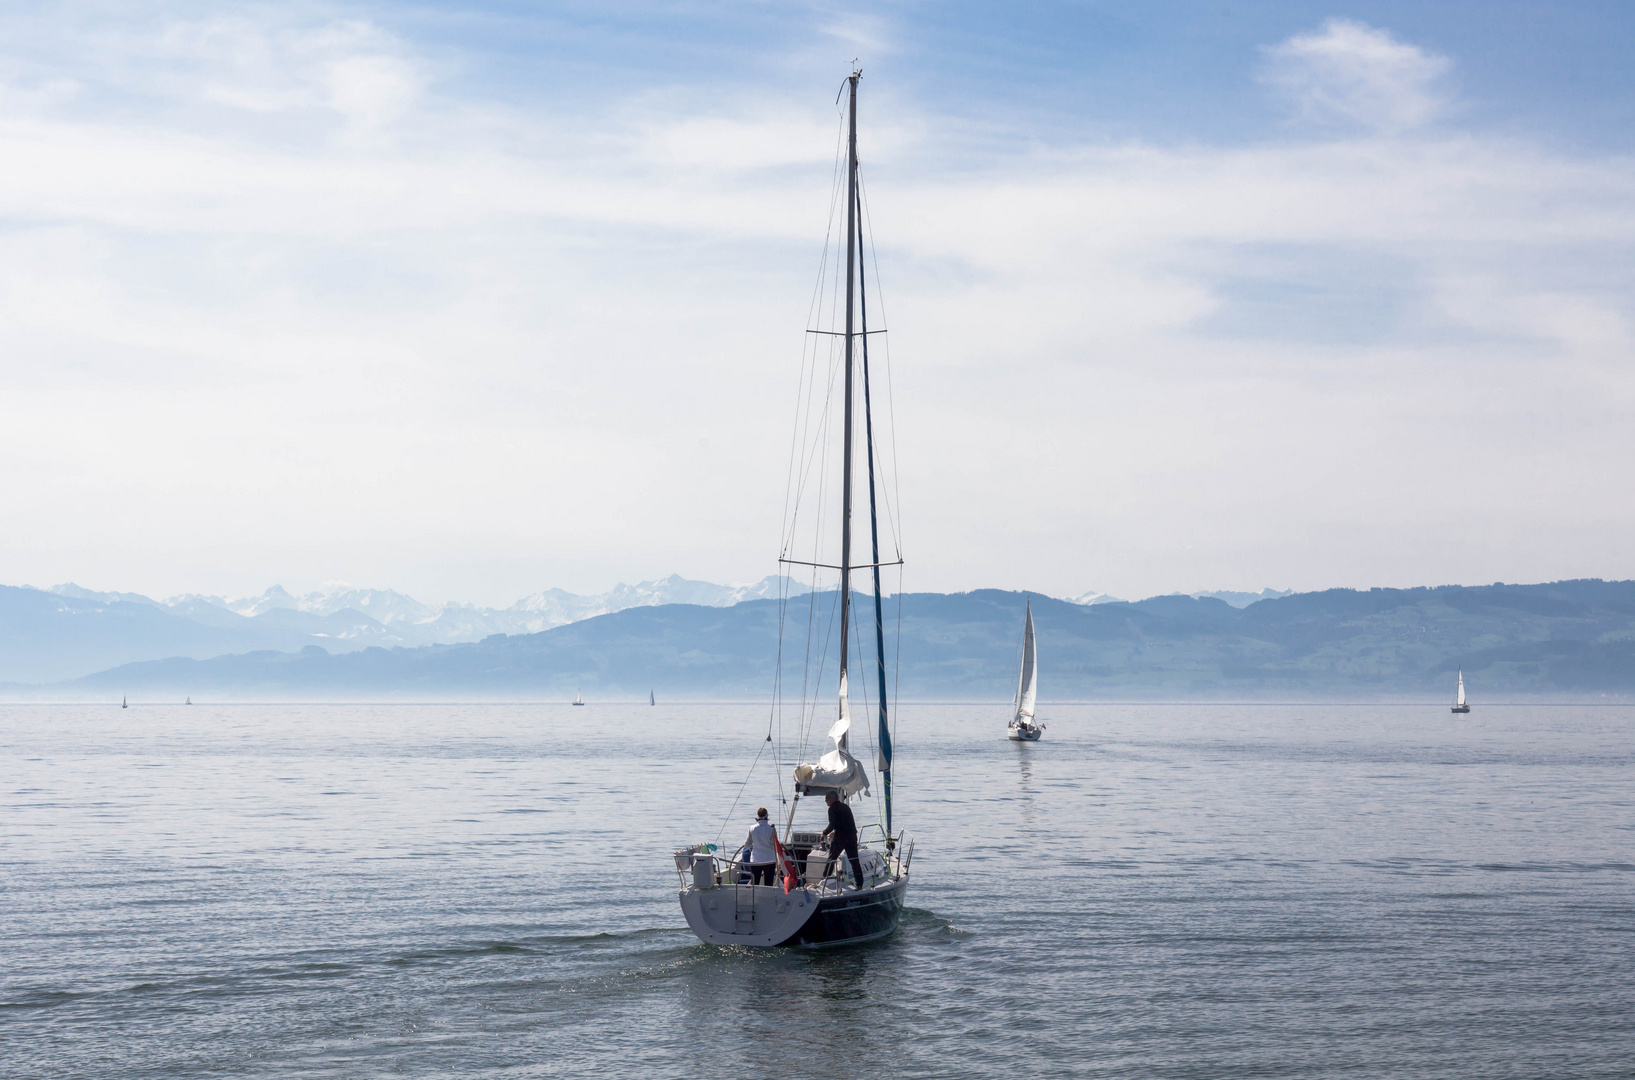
<box><xmin>855</xmin><ymin>101</ymin><xmax>892</xmax><ymax>835</ymax></box>
<box><xmin>836</xmin><ymin>70</ymin><xmax>858</xmax><ymax>752</ymax></box>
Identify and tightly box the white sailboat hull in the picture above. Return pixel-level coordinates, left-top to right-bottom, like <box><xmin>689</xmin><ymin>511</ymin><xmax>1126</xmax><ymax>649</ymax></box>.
<box><xmin>679</xmin><ymin>875</ymin><xmax>908</xmax><ymax>948</ymax></box>
<box><xmin>679</xmin><ymin>883</ymin><xmax>824</xmax><ymax>947</ymax></box>
<box><xmin>1007</xmin><ymin>723</ymin><xmax>1043</xmax><ymax>742</ymax></box>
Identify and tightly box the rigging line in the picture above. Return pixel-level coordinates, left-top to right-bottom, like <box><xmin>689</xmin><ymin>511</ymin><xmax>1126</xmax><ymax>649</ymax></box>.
<box><xmin>781</xmin><ymin>329</ymin><xmax>815</xmax><ymax>559</ymax></box>
<box><xmin>790</xmin><ymin>236</ymin><xmax>849</xmax><ymax>537</ymax></box>
<box><xmin>849</xmin><ymin>585</ymin><xmax>885</xmax><ymax>829</ymax></box>
<box><xmin>773</xmin><ymin>124</ymin><xmax>847</xmax><ymax>817</ymax></box>
<box><xmin>799</xmin><ymin>561</ymin><xmax>823</xmax><ymax>750</ymax></box>
<box><xmin>890</xmin><ymin>566</ymin><xmax>903</xmax><ymax>792</ymax></box>
<box><xmin>858</xmin><ymin>170</ymin><xmax>905</xmax><ymax>559</ymax></box>
<box><xmin>803</xmin><ymin>579</ymin><xmax>843</xmax><ymax>758</ymax></box>
<box><xmin>783</xmin><ymin>278</ymin><xmax>827</xmax><ymax>556</ymax></box>
<box><xmin>783</xmin><ymin>334</ymin><xmax>825</xmax><ymax>556</ymax></box>
<box><xmin>779</xmin><ymin>558</ymin><xmax>903</xmax><ymax>570</ymax></box>
<box><xmin>786</xmin><ymin>263</ymin><xmax>840</xmax><ymax>552</ymax></box>
<box><xmin>772</xmin><ymin>563</ymin><xmax>794</xmax><ymax>810</ymax></box>
<box><xmin>795</xmin><ymin>503</ymin><xmax>823</xmax><ymax>756</ymax></box>
<box><xmin>856</xmin><ymin>173</ymin><xmax>893</xmax><ymax>835</ymax></box>
<box><xmin>786</xmin><ymin>329</ymin><xmax>841</xmax><ymax>567</ymax></box>
<box><xmin>774</xmin><ymin>577</ymin><xmax>784</xmax><ymax>806</ymax></box>
<box><xmin>715</xmin><ymin>732</ymin><xmax>773</xmax><ymax>847</ymax></box>
<box><xmin>854</xmin><ymin>171</ymin><xmax>901</xmax><ymax>555</ymax></box>
<box><xmin>782</xmin><ymin>116</ymin><xmax>849</xmax><ymax>559</ymax></box>
<box><xmin>851</xmin><ymin>589</ymin><xmax>877</xmax><ymax>795</ymax></box>
<box><xmin>797</xmin><ymin>357</ymin><xmax>835</xmax><ymax>758</ymax></box>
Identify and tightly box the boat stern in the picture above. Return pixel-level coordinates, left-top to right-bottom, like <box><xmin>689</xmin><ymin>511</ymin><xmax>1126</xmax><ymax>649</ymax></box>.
<box><xmin>678</xmin><ymin>881</ymin><xmax>822</xmax><ymax>947</ymax></box>
<box><xmin>673</xmin><ymin>845</ymin><xmax>821</xmax><ymax>947</ymax></box>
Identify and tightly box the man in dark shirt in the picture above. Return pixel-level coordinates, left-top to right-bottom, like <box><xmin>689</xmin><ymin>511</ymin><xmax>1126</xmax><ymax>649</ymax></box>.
<box><xmin>821</xmin><ymin>789</ymin><xmax>863</xmax><ymax>889</ymax></box>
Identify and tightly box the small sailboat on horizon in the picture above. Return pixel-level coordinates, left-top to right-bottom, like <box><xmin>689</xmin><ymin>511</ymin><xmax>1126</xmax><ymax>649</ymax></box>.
<box><xmin>1007</xmin><ymin>600</ymin><xmax>1044</xmax><ymax>742</ymax></box>
<box><xmin>572</xmin><ymin>689</ymin><xmax>585</xmax><ymax>706</ymax></box>
<box><xmin>649</xmin><ymin>690</ymin><xmax>655</xmax><ymax>706</ymax></box>
<box><xmin>1451</xmin><ymin>668</ymin><xmax>1471</xmax><ymax>713</ymax></box>
<box><xmin>121</xmin><ymin>695</ymin><xmax>127</xmax><ymax>709</ymax></box>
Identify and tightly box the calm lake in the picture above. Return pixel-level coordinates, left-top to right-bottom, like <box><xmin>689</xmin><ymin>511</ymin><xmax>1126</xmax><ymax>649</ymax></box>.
<box><xmin>3</xmin><ymin>702</ymin><xmax>1632</xmax><ymax>1078</ymax></box>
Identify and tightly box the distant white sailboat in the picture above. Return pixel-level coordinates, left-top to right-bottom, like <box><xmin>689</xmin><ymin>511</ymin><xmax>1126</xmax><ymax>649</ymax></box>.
<box><xmin>185</xmin><ymin>696</ymin><xmax>192</xmax><ymax>706</ymax></box>
<box><xmin>649</xmin><ymin>690</ymin><xmax>655</xmax><ymax>706</ymax></box>
<box><xmin>1451</xmin><ymin>668</ymin><xmax>1470</xmax><ymax>714</ymax></box>
<box><xmin>572</xmin><ymin>689</ymin><xmax>585</xmax><ymax>706</ymax></box>
<box><xmin>1007</xmin><ymin>600</ymin><xmax>1044</xmax><ymax>742</ymax></box>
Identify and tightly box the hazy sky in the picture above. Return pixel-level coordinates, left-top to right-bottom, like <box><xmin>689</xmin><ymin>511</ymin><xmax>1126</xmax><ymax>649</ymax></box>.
<box><xmin>3</xmin><ymin>1</ymin><xmax>1633</xmax><ymax>606</ymax></box>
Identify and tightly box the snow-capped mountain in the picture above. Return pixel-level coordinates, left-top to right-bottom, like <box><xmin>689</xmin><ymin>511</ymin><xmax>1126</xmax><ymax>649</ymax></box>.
<box><xmin>1062</xmin><ymin>588</ymin><xmax>1290</xmax><ymax>609</ymax></box>
<box><xmin>1063</xmin><ymin>590</ymin><xmax>1125</xmax><ymax>606</ymax></box>
<box><xmin>504</xmin><ymin>574</ymin><xmax>803</xmax><ymax>634</ymax></box>
<box><xmin>49</xmin><ymin>583</ymin><xmax>165</xmax><ymax>607</ymax></box>
<box><xmin>168</xmin><ymin>584</ymin><xmax>439</xmax><ymax>624</ymax></box>
<box><xmin>37</xmin><ymin>573</ymin><xmax>812</xmax><ymax>651</ymax></box>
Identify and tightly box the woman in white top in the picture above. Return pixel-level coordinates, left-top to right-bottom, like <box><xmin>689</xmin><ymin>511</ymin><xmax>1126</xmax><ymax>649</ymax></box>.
<box><xmin>744</xmin><ymin>808</ymin><xmax>778</xmax><ymax>887</ymax></box>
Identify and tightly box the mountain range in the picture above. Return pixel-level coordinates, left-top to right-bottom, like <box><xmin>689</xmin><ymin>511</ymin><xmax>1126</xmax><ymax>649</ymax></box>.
<box><xmin>10</xmin><ymin>579</ymin><xmax>1635</xmax><ymax>700</ymax></box>
<box><xmin>0</xmin><ymin>575</ymin><xmax>807</xmax><ymax>683</ymax></box>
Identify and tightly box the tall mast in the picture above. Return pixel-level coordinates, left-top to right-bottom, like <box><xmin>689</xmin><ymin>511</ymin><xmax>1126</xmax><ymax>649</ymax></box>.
<box><xmin>837</xmin><ymin>71</ymin><xmax>858</xmax><ymax>727</ymax></box>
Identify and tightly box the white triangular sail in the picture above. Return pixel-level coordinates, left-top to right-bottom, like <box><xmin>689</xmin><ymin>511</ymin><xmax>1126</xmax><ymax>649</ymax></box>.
<box><xmin>1456</xmin><ymin>669</ymin><xmax>1466</xmax><ymax>707</ymax></box>
<box><xmin>1013</xmin><ymin>602</ymin><xmax>1037</xmax><ymax>726</ymax></box>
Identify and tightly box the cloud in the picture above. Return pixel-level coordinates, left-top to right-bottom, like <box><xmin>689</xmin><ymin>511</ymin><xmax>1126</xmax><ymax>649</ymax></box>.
<box><xmin>1262</xmin><ymin>18</ymin><xmax>1452</xmax><ymax>133</ymax></box>
<box><xmin>1</xmin><ymin>9</ymin><xmax>1633</xmax><ymax>603</ymax></box>
<box><xmin>822</xmin><ymin>14</ymin><xmax>893</xmax><ymax>57</ymax></box>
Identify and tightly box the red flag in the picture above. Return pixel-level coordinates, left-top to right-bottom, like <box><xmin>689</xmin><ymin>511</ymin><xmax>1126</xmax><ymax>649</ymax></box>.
<box><xmin>774</xmin><ymin>833</ymin><xmax>799</xmax><ymax>894</ymax></box>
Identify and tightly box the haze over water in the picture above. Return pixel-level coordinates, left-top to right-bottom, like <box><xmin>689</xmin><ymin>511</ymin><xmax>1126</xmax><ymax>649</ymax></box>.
<box><xmin>4</xmin><ymin>702</ymin><xmax>1632</xmax><ymax>1077</ymax></box>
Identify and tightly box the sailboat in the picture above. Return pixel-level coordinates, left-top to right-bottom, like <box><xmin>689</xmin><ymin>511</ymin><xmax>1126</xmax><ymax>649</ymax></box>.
<box><xmin>673</xmin><ymin>70</ymin><xmax>911</xmax><ymax>948</ymax></box>
<box><xmin>121</xmin><ymin>695</ymin><xmax>127</xmax><ymax>709</ymax></box>
<box><xmin>1007</xmin><ymin>600</ymin><xmax>1044</xmax><ymax>741</ymax></box>
<box><xmin>649</xmin><ymin>690</ymin><xmax>656</xmax><ymax>706</ymax></box>
<box><xmin>572</xmin><ymin>689</ymin><xmax>585</xmax><ymax>706</ymax></box>
<box><xmin>1451</xmin><ymin>668</ymin><xmax>1470</xmax><ymax>713</ymax></box>
<box><xmin>185</xmin><ymin>696</ymin><xmax>192</xmax><ymax>706</ymax></box>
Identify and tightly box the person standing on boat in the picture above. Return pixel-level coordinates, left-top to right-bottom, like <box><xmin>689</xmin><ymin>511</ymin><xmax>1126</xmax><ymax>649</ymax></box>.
<box><xmin>821</xmin><ymin>790</ymin><xmax>863</xmax><ymax>889</ymax></box>
<box><xmin>744</xmin><ymin>808</ymin><xmax>778</xmax><ymax>887</ymax></box>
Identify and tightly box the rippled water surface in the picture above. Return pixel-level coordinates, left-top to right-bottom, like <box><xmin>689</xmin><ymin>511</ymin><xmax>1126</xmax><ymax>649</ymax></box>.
<box><xmin>3</xmin><ymin>701</ymin><xmax>1633</xmax><ymax>1078</ymax></box>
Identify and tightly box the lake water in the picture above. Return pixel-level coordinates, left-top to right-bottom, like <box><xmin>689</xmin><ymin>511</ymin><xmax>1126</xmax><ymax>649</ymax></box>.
<box><xmin>3</xmin><ymin>702</ymin><xmax>1632</xmax><ymax>1078</ymax></box>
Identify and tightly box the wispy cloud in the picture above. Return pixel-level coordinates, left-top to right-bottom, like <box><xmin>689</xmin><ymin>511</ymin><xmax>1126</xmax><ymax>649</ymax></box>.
<box><xmin>1262</xmin><ymin>18</ymin><xmax>1452</xmax><ymax>134</ymax></box>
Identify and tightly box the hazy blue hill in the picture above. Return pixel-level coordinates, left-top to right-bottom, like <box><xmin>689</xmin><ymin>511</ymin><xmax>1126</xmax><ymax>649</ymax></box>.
<box><xmin>40</xmin><ymin>579</ymin><xmax>1635</xmax><ymax>699</ymax></box>
<box><xmin>0</xmin><ymin>585</ymin><xmax>408</xmax><ymax>683</ymax></box>
<box><xmin>0</xmin><ymin>586</ymin><xmax>283</xmax><ymax>683</ymax></box>
<box><xmin>0</xmin><ymin>573</ymin><xmax>822</xmax><ymax>682</ymax></box>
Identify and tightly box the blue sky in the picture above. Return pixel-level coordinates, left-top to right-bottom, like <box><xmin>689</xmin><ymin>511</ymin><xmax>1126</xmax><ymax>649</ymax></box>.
<box><xmin>2</xmin><ymin>2</ymin><xmax>1634</xmax><ymax>605</ymax></box>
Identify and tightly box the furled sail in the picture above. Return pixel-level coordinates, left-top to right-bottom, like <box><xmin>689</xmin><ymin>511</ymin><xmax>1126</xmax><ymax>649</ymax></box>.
<box><xmin>794</xmin><ymin>670</ymin><xmax>871</xmax><ymax>799</ymax></box>
<box><xmin>1013</xmin><ymin>602</ymin><xmax>1037</xmax><ymax>725</ymax></box>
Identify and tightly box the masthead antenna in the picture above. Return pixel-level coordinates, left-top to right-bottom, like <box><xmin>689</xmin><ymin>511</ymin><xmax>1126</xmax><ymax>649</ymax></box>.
<box><xmin>836</xmin><ymin>63</ymin><xmax>863</xmax><ymax>103</ymax></box>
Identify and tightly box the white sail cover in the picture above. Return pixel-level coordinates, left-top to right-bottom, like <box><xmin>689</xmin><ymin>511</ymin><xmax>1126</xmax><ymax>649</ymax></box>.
<box><xmin>1013</xmin><ymin>603</ymin><xmax>1037</xmax><ymax>724</ymax></box>
<box><xmin>1456</xmin><ymin>670</ymin><xmax>1466</xmax><ymax>707</ymax></box>
<box><xmin>794</xmin><ymin>670</ymin><xmax>871</xmax><ymax>799</ymax></box>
